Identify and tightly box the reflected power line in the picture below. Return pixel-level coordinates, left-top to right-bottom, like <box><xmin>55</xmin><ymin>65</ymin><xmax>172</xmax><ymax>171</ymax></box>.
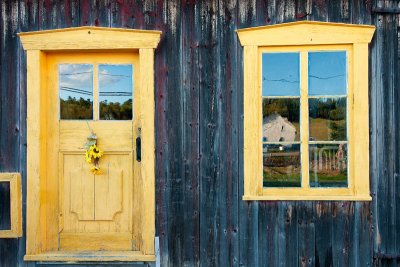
<box><xmin>60</xmin><ymin>86</ymin><xmax>131</xmax><ymax>97</ymax></box>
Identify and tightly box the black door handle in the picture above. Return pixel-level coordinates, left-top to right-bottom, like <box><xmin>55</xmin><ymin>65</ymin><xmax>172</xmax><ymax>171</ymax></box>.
<box><xmin>136</xmin><ymin>136</ymin><xmax>141</xmax><ymax>162</ymax></box>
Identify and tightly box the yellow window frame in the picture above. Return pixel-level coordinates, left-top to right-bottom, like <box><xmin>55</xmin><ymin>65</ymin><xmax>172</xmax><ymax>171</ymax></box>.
<box><xmin>0</xmin><ymin>173</ymin><xmax>22</xmax><ymax>238</ymax></box>
<box><xmin>18</xmin><ymin>27</ymin><xmax>160</xmax><ymax>262</ymax></box>
<box><xmin>237</xmin><ymin>21</ymin><xmax>375</xmax><ymax>201</ymax></box>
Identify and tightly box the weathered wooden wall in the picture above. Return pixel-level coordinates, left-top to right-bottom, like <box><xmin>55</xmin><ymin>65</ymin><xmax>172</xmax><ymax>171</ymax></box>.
<box><xmin>0</xmin><ymin>0</ymin><xmax>399</xmax><ymax>266</ymax></box>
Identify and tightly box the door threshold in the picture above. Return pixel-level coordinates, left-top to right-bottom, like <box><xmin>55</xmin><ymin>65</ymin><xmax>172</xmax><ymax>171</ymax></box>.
<box><xmin>24</xmin><ymin>251</ymin><xmax>155</xmax><ymax>262</ymax></box>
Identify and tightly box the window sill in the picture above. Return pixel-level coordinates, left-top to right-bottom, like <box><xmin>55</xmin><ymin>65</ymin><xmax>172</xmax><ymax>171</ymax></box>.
<box><xmin>243</xmin><ymin>194</ymin><xmax>372</xmax><ymax>201</ymax></box>
<box><xmin>24</xmin><ymin>251</ymin><xmax>156</xmax><ymax>262</ymax></box>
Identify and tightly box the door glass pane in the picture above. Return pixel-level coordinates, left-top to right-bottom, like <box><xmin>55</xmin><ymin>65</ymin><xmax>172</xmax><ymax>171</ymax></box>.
<box><xmin>309</xmin><ymin>144</ymin><xmax>348</xmax><ymax>187</ymax></box>
<box><xmin>99</xmin><ymin>65</ymin><xmax>133</xmax><ymax>120</ymax></box>
<box><xmin>0</xmin><ymin>182</ymin><xmax>11</xmax><ymax>230</ymax></box>
<box><xmin>59</xmin><ymin>64</ymin><xmax>93</xmax><ymax>120</ymax></box>
<box><xmin>263</xmin><ymin>98</ymin><xmax>300</xmax><ymax>142</ymax></box>
<box><xmin>308</xmin><ymin>51</ymin><xmax>347</xmax><ymax>96</ymax></box>
<box><xmin>309</xmin><ymin>97</ymin><xmax>347</xmax><ymax>141</ymax></box>
<box><xmin>263</xmin><ymin>144</ymin><xmax>301</xmax><ymax>187</ymax></box>
<box><xmin>262</xmin><ymin>52</ymin><xmax>300</xmax><ymax>96</ymax></box>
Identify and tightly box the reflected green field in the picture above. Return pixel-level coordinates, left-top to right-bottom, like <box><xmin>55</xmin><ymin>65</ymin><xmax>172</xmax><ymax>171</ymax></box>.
<box><xmin>263</xmin><ymin>170</ymin><xmax>347</xmax><ymax>187</ymax></box>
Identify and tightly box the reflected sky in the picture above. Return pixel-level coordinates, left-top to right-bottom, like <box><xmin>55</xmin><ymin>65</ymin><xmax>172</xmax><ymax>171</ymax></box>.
<box><xmin>308</xmin><ymin>51</ymin><xmax>347</xmax><ymax>96</ymax></box>
<box><xmin>99</xmin><ymin>65</ymin><xmax>133</xmax><ymax>104</ymax></box>
<box><xmin>262</xmin><ymin>53</ymin><xmax>300</xmax><ymax>96</ymax></box>
<box><xmin>59</xmin><ymin>64</ymin><xmax>93</xmax><ymax>101</ymax></box>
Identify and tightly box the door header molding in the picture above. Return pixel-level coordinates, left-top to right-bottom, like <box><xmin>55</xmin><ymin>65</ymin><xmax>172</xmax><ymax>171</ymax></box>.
<box><xmin>19</xmin><ymin>26</ymin><xmax>162</xmax><ymax>50</ymax></box>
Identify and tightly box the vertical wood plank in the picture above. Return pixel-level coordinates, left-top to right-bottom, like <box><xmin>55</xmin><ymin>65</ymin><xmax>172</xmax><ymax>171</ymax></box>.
<box><xmin>198</xmin><ymin>1</ymin><xmax>220</xmax><ymax>265</ymax></box>
<box><xmin>0</xmin><ymin>1</ymin><xmax>21</xmax><ymax>265</ymax></box>
<box><xmin>153</xmin><ymin>0</ymin><xmax>170</xmax><ymax>265</ymax></box>
<box><xmin>217</xmin><ymin>0</ymin><xmax>240</xmax><ymax>265</ymax></box>
<box><xmin>314</xmin><ymin>202</ymin><xmax>333</xmax><ymax>267</ymax></box>
<box><xmin>298</xmin><ymin>202</ymin><xmax>315</xmax><ymax>267</ymax></box>
<box><xmin>181</xmin><ymin>0</ymin><xmax>200</xmax><ymax>265</ymax></box>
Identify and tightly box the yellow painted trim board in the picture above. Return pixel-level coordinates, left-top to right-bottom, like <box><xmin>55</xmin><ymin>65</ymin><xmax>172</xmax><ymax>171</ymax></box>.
<box><xmin>243</xmin><ymin>46</ymin><xmax>259</xmax><ymax>197</ymax></box>
<box><xmin>239</xmin><ymin>22</ymin><xmax>375</xmax><ymax>201</ymax></box>
<box><xmin>0</xmin><ymin>173</ymin><xmax>22</xmax><ymax>238</ymax></box>
<box><xmin>24</xmin><ymin>251</ymin><xmax>155</xmax><ymax>262</ymax></box>
<box><xmin>19</xmin><ymin>27</ymin><xmax>162</xmax><ymax>50</ymax></box>
<box><xmin>237</xmin><ymin>21</ymin><xmax>375</xmax><ymax>46</ymax></box>
<box><xmin>139</xmin><ymin>48</ymin><xmax>156</xmax><ymax>255</ymax></box>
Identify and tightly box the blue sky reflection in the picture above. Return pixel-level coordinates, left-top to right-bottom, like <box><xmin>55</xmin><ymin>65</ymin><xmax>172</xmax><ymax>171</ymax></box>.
<box><xmin>262</xmin><ymin>52</ymin><xmax>300</xmax><ymax>97</ymax></box>
<box><xmin>59</xmin><ymin>64</ymin><xmax>93</xmax><ymax>101</ymax></box>
<box><xmin>99</xmin><ymin>64</ymin><xmax>133</xmax><ymax>105</ymax></box>
<box><xmin>308</xmin><ymin>51</ymin><xmax>347</xmax><ymax>96</ymax></box>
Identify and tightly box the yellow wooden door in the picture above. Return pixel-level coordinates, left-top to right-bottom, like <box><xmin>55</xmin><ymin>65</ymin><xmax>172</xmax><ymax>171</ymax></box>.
<box><xmin>47</xmin><ymin>52</ymin><xmax>139</xmax><ymax>251</ymax></box>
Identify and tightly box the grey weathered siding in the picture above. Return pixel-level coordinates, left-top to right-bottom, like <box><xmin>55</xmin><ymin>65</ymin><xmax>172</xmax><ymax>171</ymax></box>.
<box><xmin>0</xmin><ymin>0</ymin><xmax>399</xmax><ymax>266</ymax></box>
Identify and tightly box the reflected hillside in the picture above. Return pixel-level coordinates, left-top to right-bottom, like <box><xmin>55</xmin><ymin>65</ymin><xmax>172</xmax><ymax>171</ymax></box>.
<box><xmin>60</xmin><ymin>97</ymin><xmax>93</xmax><ymax>120</ymax></box>
<box><xmin>60</xmin><ymin>97</ymin><xmax>132</xmax><ymax>120</ymax></box>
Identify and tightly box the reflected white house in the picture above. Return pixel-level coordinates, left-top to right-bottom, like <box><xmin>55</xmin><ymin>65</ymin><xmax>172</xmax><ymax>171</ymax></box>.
<box><xmin>263</xmin><ymin>113</ymin><xmax>296</xmax><ymax>142</ymax></box>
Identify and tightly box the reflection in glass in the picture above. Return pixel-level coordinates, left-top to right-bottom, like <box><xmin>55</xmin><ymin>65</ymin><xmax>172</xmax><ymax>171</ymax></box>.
<box><xmin>262</xmin><ymin>98</ymin><xmax>300</xmax><ymax>142</ymax></box>
<box><xmin>59</xmin><ymin>64</ymin><xmax>93</xmax><ymax>120</ymax></box>
<box><xmin>0</xmin><ymin>181</ymin><xmax>11</xmax><ymax>230</ymax></box>
<box><xmin>263</xmin><ymin>144</ymin><xmax>301</xmax><ymax>187</ymax></box>
<box><xmin>309</xmin><ymin>144</ymin><xmax>348</xmax><ymax>187</ymax></box>
<box><xmin>99</xmin><ymin>65</ymin><xmax>133</xmax><ymax>120</ymax></box>
<box><xmin>309</xmin><ymin>98</ymin><xmax>346</xmax><ymax>141</ymax></box>
<box><xmin>309</xmin><ymin>51</ymin><xmax>347</xmax><ymax>96</ymax></box>
<box><xmin>262</xmin><ymin>53</ymin><xmax>300</xmax><ymax>96</ymax></box>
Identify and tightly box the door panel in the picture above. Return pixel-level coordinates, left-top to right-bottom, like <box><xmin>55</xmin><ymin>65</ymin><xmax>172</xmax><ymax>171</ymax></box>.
<box><xmin>68</xmin><ymin>160</ymin><xmax>95</xmax><ymax>221</ymax></box>
<box><xmin>48</xmin><ymin>53</ymin><xmax>138</xmax><ymax>252</ymax></box>
<box><xmin>62</xmin><ymin>153</ymin><xmax>132</xmax><ymax>225</ymax></box>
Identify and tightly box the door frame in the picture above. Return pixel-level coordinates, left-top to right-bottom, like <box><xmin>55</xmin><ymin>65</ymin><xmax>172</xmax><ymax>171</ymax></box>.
<box><xmin>19</xmin><ymin>27</ymin><xmax>160</xmax><ymax>262</ymax></box>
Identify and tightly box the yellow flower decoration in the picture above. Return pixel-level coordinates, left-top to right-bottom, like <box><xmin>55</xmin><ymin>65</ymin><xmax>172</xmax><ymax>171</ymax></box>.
<box><xmin>90</xmin><ymin>145</ymin><xmax>104</xmax><ymax>159</ymax></box>
<box><xmin>84</xmin><ymin>130</ymin><xmax>104</xmax><ymax>174</ymax></box>
<box><xmin>90</xmin><ymin>165</ymin><xmax>102</xmax><ymax>175</ymax></box>
<box><xmin>85</xmin><ymin>150</ymin><xmax>92</xmax><ymax>163</ymax></box>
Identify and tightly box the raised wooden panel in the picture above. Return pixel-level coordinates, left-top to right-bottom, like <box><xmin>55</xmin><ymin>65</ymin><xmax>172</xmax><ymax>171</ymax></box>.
<box><xmin>60</xmin><ymin>152</ymin><xmax>132</xmax><ymax>251</ymax></box>
<box><xmin>67</xmin><ymin>161</ymin><xmax>95</xmax><ymax>221</ymax></box>
<box><xmin>95</xmin><ymin>154</ymin><xmax>127</xmax><ymax>221</ymax></box>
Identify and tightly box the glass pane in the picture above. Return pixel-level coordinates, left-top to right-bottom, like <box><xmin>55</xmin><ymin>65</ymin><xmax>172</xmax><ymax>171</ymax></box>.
<box><xmin>309</xmin><ymin>98</ymin><xmax>346</xmax><ymax>141</ymax></box>
<box><xmin>0</xmin><ymin>182</ymin><xmax>11</xmax><ymax>230</ymax></box>
<box><xmin>263</xmin><ymin>144</ymin><xmax>301</xmax><ymax>187</ymax></box>
<box><xmin>308</xmin><ymin>51</ymin><xmax>347</xmax><ymax>96</ymax></box>
<box><xmin>59</xmin><ymin>64</ymin><xmax>93</xmax><ymax>120</ymax></box>
<box><xmin>309</xmin><ymin>144</ymin><xmax>348</xmax><ymax>187</ymax></box>
<box><xmin>99</xmin><ymin>65</ymin><xmax>133</xmax><ymax>120</ymax></box>
<box><xmin>262</xmin><ymin>53</ymin><xmax>300</xmax><ymax>96</ymax></box>
<box><xmin>263</xmin><ymin>98</ymin><xmax>300</xmax><ymax>142</ymax></box>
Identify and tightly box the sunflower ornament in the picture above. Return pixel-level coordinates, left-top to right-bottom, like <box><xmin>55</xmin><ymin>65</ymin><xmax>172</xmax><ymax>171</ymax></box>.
<box><xmin>84</xmin><ymin>132</ymin><xmax>104</xmax><ymax>174</ymax></box>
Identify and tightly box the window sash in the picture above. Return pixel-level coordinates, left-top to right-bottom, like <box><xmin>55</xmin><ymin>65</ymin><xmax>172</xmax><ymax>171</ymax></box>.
<box><xmin>259</xmin><ymin>45</ymin><xmax>353</xmax><ymax>192</ymax></box>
